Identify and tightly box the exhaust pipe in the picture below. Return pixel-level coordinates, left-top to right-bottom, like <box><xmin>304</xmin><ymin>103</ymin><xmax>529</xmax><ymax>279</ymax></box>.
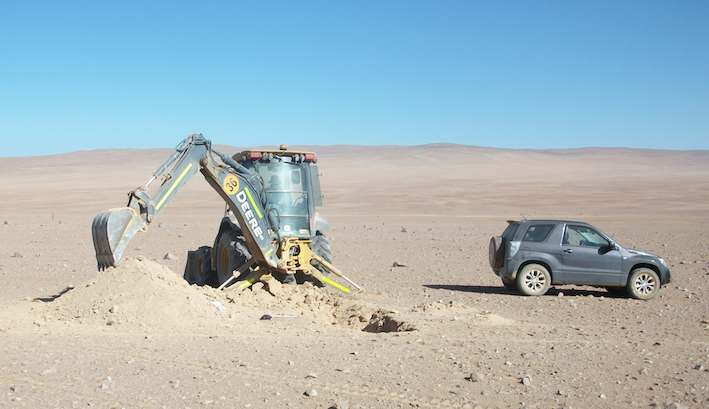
<box><xmin>91</xmin><ymin>207</ymin><xmax>147</xmax><ymax>270</ymax></box>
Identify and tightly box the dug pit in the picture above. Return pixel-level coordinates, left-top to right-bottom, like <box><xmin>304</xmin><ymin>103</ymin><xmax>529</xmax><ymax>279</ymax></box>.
<box><xmin>39</xmin><ymin>257</ymin><xmax>417</xmax><ymax>333</ymax></box>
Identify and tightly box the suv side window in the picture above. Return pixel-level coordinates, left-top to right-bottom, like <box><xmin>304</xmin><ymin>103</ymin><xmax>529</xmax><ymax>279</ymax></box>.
<box><xmin>521</xmin><ymin>224</ymin><xmax>554</xmax><ymax>242</ymax></box>
<box><xmin>563</xmin><ymin>225</ymin><xmax>609</xmax><ymax>248</ymax></box>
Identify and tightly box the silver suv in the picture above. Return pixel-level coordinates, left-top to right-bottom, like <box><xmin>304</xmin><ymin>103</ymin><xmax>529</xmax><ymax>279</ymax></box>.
<box><xmin>489</xmin><ymin>220</ymin><xmax>671</xmax><ymax>300</ymax></box>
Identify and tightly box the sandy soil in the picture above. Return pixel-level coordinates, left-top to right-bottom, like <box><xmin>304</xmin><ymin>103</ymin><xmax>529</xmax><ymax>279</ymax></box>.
<box><xmin>0</xmin><ymin>144</ymin><xmax>708</xmax><ymax>408</ymax></box>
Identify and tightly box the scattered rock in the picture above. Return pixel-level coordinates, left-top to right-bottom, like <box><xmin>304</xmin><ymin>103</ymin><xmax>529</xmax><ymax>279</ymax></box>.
<box><xmin>41</xmin><ymin>367</ymin><xmax>57</xmax><ymax>375</ymax></box>
<box><xmin>305</xmin><ymin>372</ymin><xmax>318</xmax><ymax>379</ymax></box>
<box><xmin>392</xmin><ymin>261</ymin><xmax>406</xmax><ymax>267</ymax></box>
<box><xmin>694</xmin><ymin>364</ymin><xmax>705</xmax><ymax>371</ymax></box>
<box><xmin>304</xmin><ymin>388</ymin><xmax>317</xmax><ymax>397</ymax></box>
<box><xmin>163</xmin><ymin>253</ymin><xmax>178</xmax><ymax>261</ymax></box>
<box><xmin>664</xmin><ymin>403</ymin><xmax>689</xmax><ymax>409</ymax></box>
<box><xmin>330</xmin><ymin>400</ymin><xmax>349</xmax><ymax>409</ymax></box>
<box><xmin>521</xmin><ymin>377</ymin><xmax>531</xmax><ymax>386</ymax></box>
<box><xmin>11</xmin><ymin>252</ymin><xmax>24</xmax><ymax>258</ymax></box>
<box><xmin>3</xmin><ymin>220</ymin><xmax>10</xmax><ymax>225</ymax></box>
<box><xmin>401</xmin><ymin>227</ymin><xmax>407</xmax><ymax>232</ymax></box>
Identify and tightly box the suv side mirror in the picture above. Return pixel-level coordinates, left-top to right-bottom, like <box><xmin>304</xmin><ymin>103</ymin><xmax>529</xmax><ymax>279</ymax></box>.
<box><xmin>599</xmin><ymin>242</ymin><xmax>617</xmax><ymax>254</ymax></box>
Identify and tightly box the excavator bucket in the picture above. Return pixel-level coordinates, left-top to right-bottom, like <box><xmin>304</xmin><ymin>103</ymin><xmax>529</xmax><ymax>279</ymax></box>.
<box><xmin>92</xmin><ymin>207</ymin><xmax>147</xmax><ymax>270</ymax></box>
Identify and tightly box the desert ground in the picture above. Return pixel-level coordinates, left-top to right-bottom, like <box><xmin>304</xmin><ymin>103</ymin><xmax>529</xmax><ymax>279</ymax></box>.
<box><xmin>1</xmin><ymin>143</ymin><xmax>708</xmax><ymax>409</ymax></box>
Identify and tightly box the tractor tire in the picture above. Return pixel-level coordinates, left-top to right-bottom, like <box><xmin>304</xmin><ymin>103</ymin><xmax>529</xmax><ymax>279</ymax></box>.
<box><xmin>216</xmin><ymin>230</ymin><xmax>252</xmax><ymax>286</ymax></box>
<box><xmin>309</xmin><ymin>231</ymin><xmax>332</xmax><ymax>276</ymax></box>
<box><xmin>489</xmin><ymin>236</ymin><xmax>505</xmax><ymax>269</ymax></box>
<box><xmin>184</xmin><ymin>246</ymin><xmax>214</xmax><ymax>286</ymax></box>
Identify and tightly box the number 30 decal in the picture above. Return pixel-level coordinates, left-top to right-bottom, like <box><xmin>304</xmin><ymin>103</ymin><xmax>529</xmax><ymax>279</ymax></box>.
<box><xmin>222</xmin><ymin>174</ymin><xmax>239</xmax><ymax>194</ymax></box>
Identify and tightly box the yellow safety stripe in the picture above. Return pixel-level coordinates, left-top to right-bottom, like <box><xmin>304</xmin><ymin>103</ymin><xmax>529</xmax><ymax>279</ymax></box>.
<box><xmin>238</xmin><ymin>277</ymin><xmax>258</xmax><ymax>290</ymax></box>
<box><xmin>265</xmin><ymin>248</ymin><xmax>273</xmax><ymax>256</ymax></box>
<box><xmin>322</xmin><ymin>276</ymin><xmax>350</xmax><ymax>293</ymax></box>
<box><xmin>244</xmin><ymin>187</ymin><xmax>263</xmax><ymax>218</ymax></box>
<box><xmin>155</xmin><ymin>163</ymin><xmax>193</xmax><ymax>211</ymax></box>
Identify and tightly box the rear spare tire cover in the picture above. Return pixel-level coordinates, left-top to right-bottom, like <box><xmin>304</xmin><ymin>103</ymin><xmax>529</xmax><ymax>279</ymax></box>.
<box><xmin>489</xmin><ymin>236</ymin><xmax>504</xmax><ymax>269</ymax></box>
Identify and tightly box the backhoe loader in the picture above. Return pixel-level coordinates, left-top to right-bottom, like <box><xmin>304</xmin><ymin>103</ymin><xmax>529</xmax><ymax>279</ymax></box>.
<box><xmin>91</xmin><ymin>134</ymin><xmax>360</xmax><ymax>293</ymax></box>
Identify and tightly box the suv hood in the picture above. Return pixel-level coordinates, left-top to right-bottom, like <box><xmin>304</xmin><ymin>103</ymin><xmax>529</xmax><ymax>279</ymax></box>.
<box><xmin>625</xmin><ymin>248</ymin><xmax>660</xmax><ymax>259</ymax></box>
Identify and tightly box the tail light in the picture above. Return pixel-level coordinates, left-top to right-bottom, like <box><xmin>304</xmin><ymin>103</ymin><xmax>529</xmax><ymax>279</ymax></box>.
<box><xmin>509</xmin><ymin>241</ymin><xmax>521</xmax><ymax>258</ymax></box>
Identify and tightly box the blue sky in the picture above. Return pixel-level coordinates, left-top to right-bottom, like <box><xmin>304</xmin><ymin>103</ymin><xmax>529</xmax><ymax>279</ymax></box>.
<box><xmin>1</xmin><ymin>1</ymin><xmax>707</xmax><ymax>157</ymax></box>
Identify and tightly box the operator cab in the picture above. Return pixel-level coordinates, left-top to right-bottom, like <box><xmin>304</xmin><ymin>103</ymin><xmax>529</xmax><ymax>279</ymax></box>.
<box><xmin>234</xmin><ymin>146</ymin><xmax>323</xmax><ymax>238</ymax></box>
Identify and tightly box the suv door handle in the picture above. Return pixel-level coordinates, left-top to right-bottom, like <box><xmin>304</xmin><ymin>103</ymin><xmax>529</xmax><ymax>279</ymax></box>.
<box><xmin>563</xmin><ymin>249</ymin><xmax>573</xmax><ymax>253</ymax></box>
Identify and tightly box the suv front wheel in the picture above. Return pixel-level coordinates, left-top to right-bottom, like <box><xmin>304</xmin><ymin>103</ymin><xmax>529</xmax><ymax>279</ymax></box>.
<box><xmin>517</xmin><ymin>264</ymin><xmax>551</xmax><ymax>296</ymax></box>
<box><xmin>627</xmin><ymin>267</ymin><xmax>660</xmax><ymax>300</ymax></box>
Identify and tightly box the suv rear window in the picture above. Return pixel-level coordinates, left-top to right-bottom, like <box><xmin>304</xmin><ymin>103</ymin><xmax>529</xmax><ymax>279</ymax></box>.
<box><xmin>521</xmin><ymin>224</ymin><xmax>554</xmax><ymax>242</ymax></box>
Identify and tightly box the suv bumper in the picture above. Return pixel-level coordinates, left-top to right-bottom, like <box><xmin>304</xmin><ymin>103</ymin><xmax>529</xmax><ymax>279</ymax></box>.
<box><xmin>493</xmin><ymin>258</ymin><xmax>519</xmax><ymax>281</ymax></box>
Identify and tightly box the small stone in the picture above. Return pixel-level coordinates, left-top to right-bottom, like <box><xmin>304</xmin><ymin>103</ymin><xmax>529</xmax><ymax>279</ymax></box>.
<box><xmin>600</xmin><ymin>394</ymin><xmax>606</xmax><ymax>399</ymax></box>
<box><xmin>694</xmin><ymin>364</ymin><xmax>705</xmax><ymax>371</ymax></box>
<box><xmin>304</xmin><ymin>388</ymin><xmax>317</xmax><ymax>397</ymax></box>
<box><xmin>680</xmin><ymin>260</ymin><xmax>691</xmax><ymax>265</ymax></box>
<box><xmin>106</xmin><ymin>319</ymin><xmax>116</xmax><ymax>326</ymax></box>
<box><xmin>333</xmin><ymin>400</ymin><xmax>349</xmax><ymax>409</ymax></box>
<box><xmin>401</xmin><ymin>227</ymin><xmax>407</xmax><ymax>233</ymax></box>
<box><xmin>11</xmin><ymin>252</ymin><xmax>24</xmax><ymax>258</ymax></box>
<box><xmin>392</xmin><ymin>261</ymin><xmax>406</xmax><ymax>267</ymax></box>
<box><xmin>109</xmin><ymin>305</ymin><xmax>118</xmax><ymax>313</ymax></box>
<box><xmin>521</xmin><ymin>377</ymin><xmax>531</xmax><ymax>386</ymax></box>
<box><xmin>3</xmin><ymin>220</ymin><xmax>10</xmax><ymax>225</ymax></box>
<box><xmin>557</xmin><ymin>292</ymin><xmax>564</xmax><ymax>297</ymax></box>
<box><xmin>163</xmin><ymin>253</ymin><xmax>178</xmax><ymax>260</ymax></box>
<box><xmin>306</xmin><ymin>373</ymin><xmax>318</xmax><ymax>379</ymax></box>
<box><xmin>41</xmin><ymin>367</ymin><xmax>57</xmax><ymax>375</ymax></box>
<box><xmin>664</xmin><ymin>403</ymin><xmax>689</xmax><ymax>409</ymax></box>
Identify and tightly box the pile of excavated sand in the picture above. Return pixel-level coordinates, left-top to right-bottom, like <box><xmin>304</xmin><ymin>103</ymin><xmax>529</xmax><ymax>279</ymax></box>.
<box><xmin>44</xmin><ymin>256</ymin><xmax>416</xmax><ymax>333</ymax></box>
<box><xmin>46</xmin><ymin>257</ymin><xmax>230</xmax><ymax>331</ymax></box>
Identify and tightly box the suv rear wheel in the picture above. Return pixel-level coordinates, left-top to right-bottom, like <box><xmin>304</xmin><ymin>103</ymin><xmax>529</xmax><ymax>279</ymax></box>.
<box><xmin>516</xmin><ymin>264</ymin><xmax>551</xmax><ymax>296</ymax></box>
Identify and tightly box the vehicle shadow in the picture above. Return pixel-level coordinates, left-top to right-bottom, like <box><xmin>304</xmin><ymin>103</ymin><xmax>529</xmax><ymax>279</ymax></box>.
<box><xmin>423</xmin><ymin>284</ymin><xmax>628</xmax><ymax>298</ymax></box>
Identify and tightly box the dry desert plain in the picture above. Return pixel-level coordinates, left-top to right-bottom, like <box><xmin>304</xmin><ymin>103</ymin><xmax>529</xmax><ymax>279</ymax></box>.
<box><xmin>0</xmin><ymin>143</ymin><xmax>708</xmax><ymax>409</ymax></box>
